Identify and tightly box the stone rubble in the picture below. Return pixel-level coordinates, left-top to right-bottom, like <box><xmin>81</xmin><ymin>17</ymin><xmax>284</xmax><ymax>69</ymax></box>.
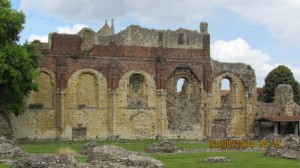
<box><xmin>12</xmin><ymin>143</ymin><xmax>165</xmax><ymax>168</ymax></box>
<box><xmin>265</xmin><ymin>134</ymin><xmax>300</xmax><ymax>160</ymax></box>
<box><xmin>145</xmin><ymin>140</ymin><xmax>182</xmax><ymax>153</ymax></box>
<box><xmin>11</xmin><ymin>154</ymin><xmax>79</xmax><ymax>168</ymax></box>
<box><xmin>204</xmin><ymin>157</ymin><xmax>231</xmax><ymax>163</ymax></box>
<box><xmin>0</xmin><ymin>136</ymin><xmax>27</xmax><ymax>159</ymax></box>
<box><xmin>80</xmin><ymin>142</ymin><xmax>99</xmax><ymax>155</ymax></box>
<box><xmin>87</xmin><ymin>145</ymin><xmax>164</xmax><ymax>168</ymax></box>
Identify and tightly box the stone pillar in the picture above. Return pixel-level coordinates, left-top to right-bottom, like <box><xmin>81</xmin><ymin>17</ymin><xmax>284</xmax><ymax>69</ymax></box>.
<box><xmin>206</xmin><ymin>93</ymin><xmax>212</xmax><ymax>137</ymax></box>
<box><xmin>109</xmin><ymin>90</ymin><xmax>118</xmax><ymax>138</ymax></box>
<box><xmin>156</xmin><ymin>89</ymin><xmax>167</xmax><ymax>137</ymax></box>
<box><xmin>56</xmin><ymin>90</ymin><xmax>65</xmax><ymax>139</ymax></box>
<box><xmin>274</xmin><ymin>122</ymin><xmax>279</xmax><ymax>134</ymax></box>
<box><xmin>295</xmin><ymin>122</ymin><xmax>299</xmax><ymax>136</ymax></box>
<box><xmin>245</xmin><ymin>93</ymin><xmax>249</xmax><ymax>136</ymax></box>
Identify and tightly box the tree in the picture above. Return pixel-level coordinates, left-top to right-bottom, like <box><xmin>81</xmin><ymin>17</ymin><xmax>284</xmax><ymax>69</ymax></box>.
<box><xmin>263</xmin><ymin>65</ymin><xmax>300</xmax><ymax>104</ymax></box>
<box><xmin>0</xmin><ymin>0</ymin><xmax>40</xmax><ymax>115</ymax></box>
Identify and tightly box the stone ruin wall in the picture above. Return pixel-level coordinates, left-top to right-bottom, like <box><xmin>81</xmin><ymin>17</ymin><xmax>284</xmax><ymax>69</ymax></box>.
<box><xmin>256</xmin><ymin>84</ymin><xmax>300</xmax><ymax>136</ymax></box>
<box><xmin>10</xmin><ymin>22</ymin><xmax>257</xmax><ymax>140</ymax></box>
<box><xmin>210</xmin><ymin>60</ymin><xmax>256</xmax><ymax>138</ymax></box>
<box><xmin>257</xmin><ymin>84</ymin><xmax>300</xmax><ymax>117</ymax></box>
<box><xmin>166</xmin><ymin>68</ymin><xmax>206</xmax><ymax>139</ymax></box>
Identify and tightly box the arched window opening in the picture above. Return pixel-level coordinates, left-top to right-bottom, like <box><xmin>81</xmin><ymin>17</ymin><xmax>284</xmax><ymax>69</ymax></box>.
<box><xmin>129</xmin><ymin>74</ymin><xmax>145</xmax><ymax>98</ymax></box>
<box><xmin>128</xmin><ymin>73</ymin><xmax>148</xmax><ymax>108</ymax></box>
<box><xmin>221</xmin><ymin>78</ymin><xmax>231</xmax><ymax>104</ymax></box>
<box><xmin>176</xmin><ymin>78</ymin><xmax>188</xmax><ymax>97</ymax></box>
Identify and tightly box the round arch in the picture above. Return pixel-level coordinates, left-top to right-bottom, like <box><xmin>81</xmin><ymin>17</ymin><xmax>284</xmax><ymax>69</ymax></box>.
<box><xmin>213</xmin><ymin>72</ymin><xmax>247</xmax><ymax>107</ymax></box>
<box><xmin>118</xmin><ymin>70</ymin><xmax>157</xmax><ymax>108</ymax></box>
<box><xmin>37</xmin><ymin>68</ymin><xmax>56</xmax><ymax>85</ymax></box>
<box><xmin>66</xmin><ymin>69</ymin><xmax>108</xmax><ymax>108</ymax></box>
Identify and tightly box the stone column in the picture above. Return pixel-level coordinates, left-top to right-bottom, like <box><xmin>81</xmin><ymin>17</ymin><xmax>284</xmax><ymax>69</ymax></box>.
<box><xmin>295</xmin><ymin>122</ymin><xmax>299</xmax><ymax>136</ymax></box>
<box><xmin>206</xmin><ymin>93</ymin><xmax>212</xmax><ymax>137</ymax></box>
<box><xmin>156</xmin><ymin>89</ymin><xmax>167</xmax><ymax>137</ymax></box>
<box><xmin>109</xmin><ymin>90</ymin><xmax>118</xmax><ymax>138</ymax></box>
<box><xmin>56</xmin><ymin>90</ymin><xmax>65</xmax><ymax>139</ymax></box>
<box><xmin>274</xmin><ymin>122</ymin><xmax>279</xmax><ymax>134</ymax></box>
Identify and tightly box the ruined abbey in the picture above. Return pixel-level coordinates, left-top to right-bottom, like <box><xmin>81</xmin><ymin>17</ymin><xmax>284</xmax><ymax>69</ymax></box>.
<box><xmin>7</xmin><ymin>20</ymin><xmax>262</xmax><ymax>140</ymax></box>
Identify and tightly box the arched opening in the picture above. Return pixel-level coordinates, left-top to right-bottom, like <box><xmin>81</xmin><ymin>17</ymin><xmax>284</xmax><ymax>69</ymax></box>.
<box><xmin>29</xmin><ymin>71</ymin><xmax>55</xmax><ymax>109</ymax></box>
<box><xmin>176</xmin><ymin>77</ymin><xmax>188</xmax><ymax>97</ymax></box>
<box><xmin>166</xmin><ymin>68</ymin><xmax>202</xmax><ymax>132</ymax></box>
<box><xmin>129</xmin><ymin>74</ymin><xmax>145</xmax><ymax>98</ymax></box>
<box><xmin>176</xmin><ymin>78</ymin><xmax>185</xmax><ymax>92</ymax></box>
<box><xmin>221</xmin><ymin>78</ymin><xmax>231</xmax><ymax>104</ymax></box>
<box><xmin>77</xmin><ymin>72</ymin><xmax>98</xmax><ymax>107</ymax></box>
<box><xmin>128</xmin><ymin>73</ymin><xmax>148</xmax><ymax>108</ymax></box>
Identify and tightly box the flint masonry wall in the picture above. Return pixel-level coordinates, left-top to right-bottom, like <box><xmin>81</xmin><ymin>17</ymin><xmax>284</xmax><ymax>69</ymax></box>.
<box><xmin>210</xmin><ymin>60</ymin><xmax>256</xmax><ymax>138</ymax></box>
<box><xmin>10</xmin><ymin>22</ymin><xmax>256</xmax><ymax>140</ymax></box>
<box><xmin>256</xmin><ymin>84</ymin><xmax>300</xmax><ymax>136</ymax></box>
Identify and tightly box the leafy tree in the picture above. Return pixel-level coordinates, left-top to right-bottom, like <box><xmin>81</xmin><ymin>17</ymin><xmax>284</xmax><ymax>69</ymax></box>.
<box><xmin>0</xmin><ymin>0</ymin><xmax>40</xmax><ymax>115</ymax></box>
<box><xmin>263</xmin><ymin>65</ymin><xmax>300</xmax><ymax>104</ymax></box>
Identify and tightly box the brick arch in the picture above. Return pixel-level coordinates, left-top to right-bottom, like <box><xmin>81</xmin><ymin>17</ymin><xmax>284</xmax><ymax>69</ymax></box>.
<box><xmin>213</xmin><ymin>72</ymin><xmax>246</xmax><ymax>107</ymax></box>
<box><xmin>38</xmin><ymin>68</ymin><xmax>56</xmax><ymax>85</ymax></box>
<box><xmin>68</xmin><ymin>69</ymin><xmax>106</xmax><ymax>84</ymax></box>
<box><xmin>118</xmin><ymin>70</ymin><xmax>157</xmax><ymax>108</ymax></box>
<box><xmin>27</xmin><ymin>68</ymin><xmax>56</xmax><ymax>108</ymax></box>
<box><xmin>66</xmin><ymin>69</ymin><xmax>108</xmax><ymax>108</ymax></box>
<box><xmin>213</xmin><ymin>73</ymin><xmax>246</xmax><ymax>107</ymax></box>
<box><xmin>216</xmin><ymin>72</ymin><xmax>245</xmax><ymax>87</ymax></box>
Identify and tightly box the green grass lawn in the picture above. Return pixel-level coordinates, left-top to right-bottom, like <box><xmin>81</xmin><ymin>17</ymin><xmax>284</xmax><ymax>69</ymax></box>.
<box><xmin>21</xmin><ymin>139</ymin><xmax>159</xmax><ymax>153</ymax></box>
<box><xmin>1</xmin><ymin>139</ymin><xmax>299</xmax><ymax>168</ymax></box>
<box><xmin>0</xmin><ymin>164</ymin><xmax>10</xmax><ymax>168</ymax></box>
<box><xmin>151</xmin><ymin>151</ymin><xmax>300</xmax><ymax>168</ymax></box>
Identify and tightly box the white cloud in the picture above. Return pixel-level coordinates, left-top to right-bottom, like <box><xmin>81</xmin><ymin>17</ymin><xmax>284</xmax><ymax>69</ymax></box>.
<box><xmin>221</xmin><ymin>0</ymin><xmax>300</xmax><ymax>47</ymax></box>
<box><xmin>211</xmin><ymin>38</ymin><xmax>300</xmax><ymax>87</ymax></box>
<box><xmin>27</xmin><ymin>24</ymin><xmax>86</xmax><ymax>42</ymax></box>
<box><xmin>28</xmin><ymin>34</ymin><xmax>48</xmax><ymax>42</ymax></box>
<box><xmin>20</xmin><ymin>0</ymin><xmax>130</xmax><ymax>21</ymax></box>
<box><xmin>57</xmin><ymin>24</ymin><xmax>87</xmax><ymax>34</ymax></box>
<box><xmin>20</xmin><ymin>0</ymin><xmax>300</xmax><ymax>46</ymax></box>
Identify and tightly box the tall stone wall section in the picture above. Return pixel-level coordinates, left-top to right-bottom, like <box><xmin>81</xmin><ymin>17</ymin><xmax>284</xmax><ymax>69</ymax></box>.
<box><xmin>10</xmin><ymin>22</ymin><xmax>257</xmax><ymax>140</ymax></box>
<box><xmin>210</xmin><ymin>60</ymin><xmax>256</xmax><ymax>138</ymax></box>
<box><xmin>11</xmin><ymin>69</ymin><xmax>57</xmax><ymax>139</ymax></box>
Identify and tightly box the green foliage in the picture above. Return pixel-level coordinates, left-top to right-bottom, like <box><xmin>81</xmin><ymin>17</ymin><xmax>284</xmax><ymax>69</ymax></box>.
<box><xmin>0</xmin><ymin>0</ymin><xmax>40</xmax><ymax>115</ymax></box>
<box><xmin>0</xmin><ymin>0</ymin><xmax>25</xmax><ymax>46</ymax></box>
<box><xmin>263</xmin><ymin>65</ymin><xmax>300</xmax><ymax>104</ymax></box>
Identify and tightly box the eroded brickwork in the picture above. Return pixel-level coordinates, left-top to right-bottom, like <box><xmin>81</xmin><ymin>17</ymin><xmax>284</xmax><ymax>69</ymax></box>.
<box><xmin>10</xmin><ymin>22</ymin><xmax>257</xmax><ymax>140</ymax></box>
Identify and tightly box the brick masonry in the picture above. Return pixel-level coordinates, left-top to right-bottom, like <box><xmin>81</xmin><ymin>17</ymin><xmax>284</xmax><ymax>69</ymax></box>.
<box><xmin>10</xmin><ymin>22</ymin><xmax>256</xmax><ymax>140</ymax></box>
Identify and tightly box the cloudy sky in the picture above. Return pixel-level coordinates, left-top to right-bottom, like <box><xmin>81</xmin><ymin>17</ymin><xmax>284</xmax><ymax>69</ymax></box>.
<box><xmin>11</xmin><ymin>0</ymin><xmax>300</xmax><ymax>87</ymax></box>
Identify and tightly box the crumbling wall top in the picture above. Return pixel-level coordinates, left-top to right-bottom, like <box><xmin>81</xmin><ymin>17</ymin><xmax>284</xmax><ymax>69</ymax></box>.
<box><xmin>93</xmin><ymin>20</ymin><xmax>209</xmax><ymax>49</ymax></box>
<box><xmin>111</xmin><ymin>24</ymin><xmax>207</xmax><ymax>49</ymax></box>
<box><xmin>211</xmin><ymin>59</ymin><xmax>256</xmax><ymax>89</ymax></box>
<box><xmin>257</xmin><ymin>84</ymin><xmax>300</xmax><ymax>117</ymax></box>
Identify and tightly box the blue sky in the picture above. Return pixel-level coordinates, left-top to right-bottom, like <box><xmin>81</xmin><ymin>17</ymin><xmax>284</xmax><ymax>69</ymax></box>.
<box><xmin>11</xmin><ymin>0</ymin><xmax>300</xmax><ymax>87</ymax></box>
